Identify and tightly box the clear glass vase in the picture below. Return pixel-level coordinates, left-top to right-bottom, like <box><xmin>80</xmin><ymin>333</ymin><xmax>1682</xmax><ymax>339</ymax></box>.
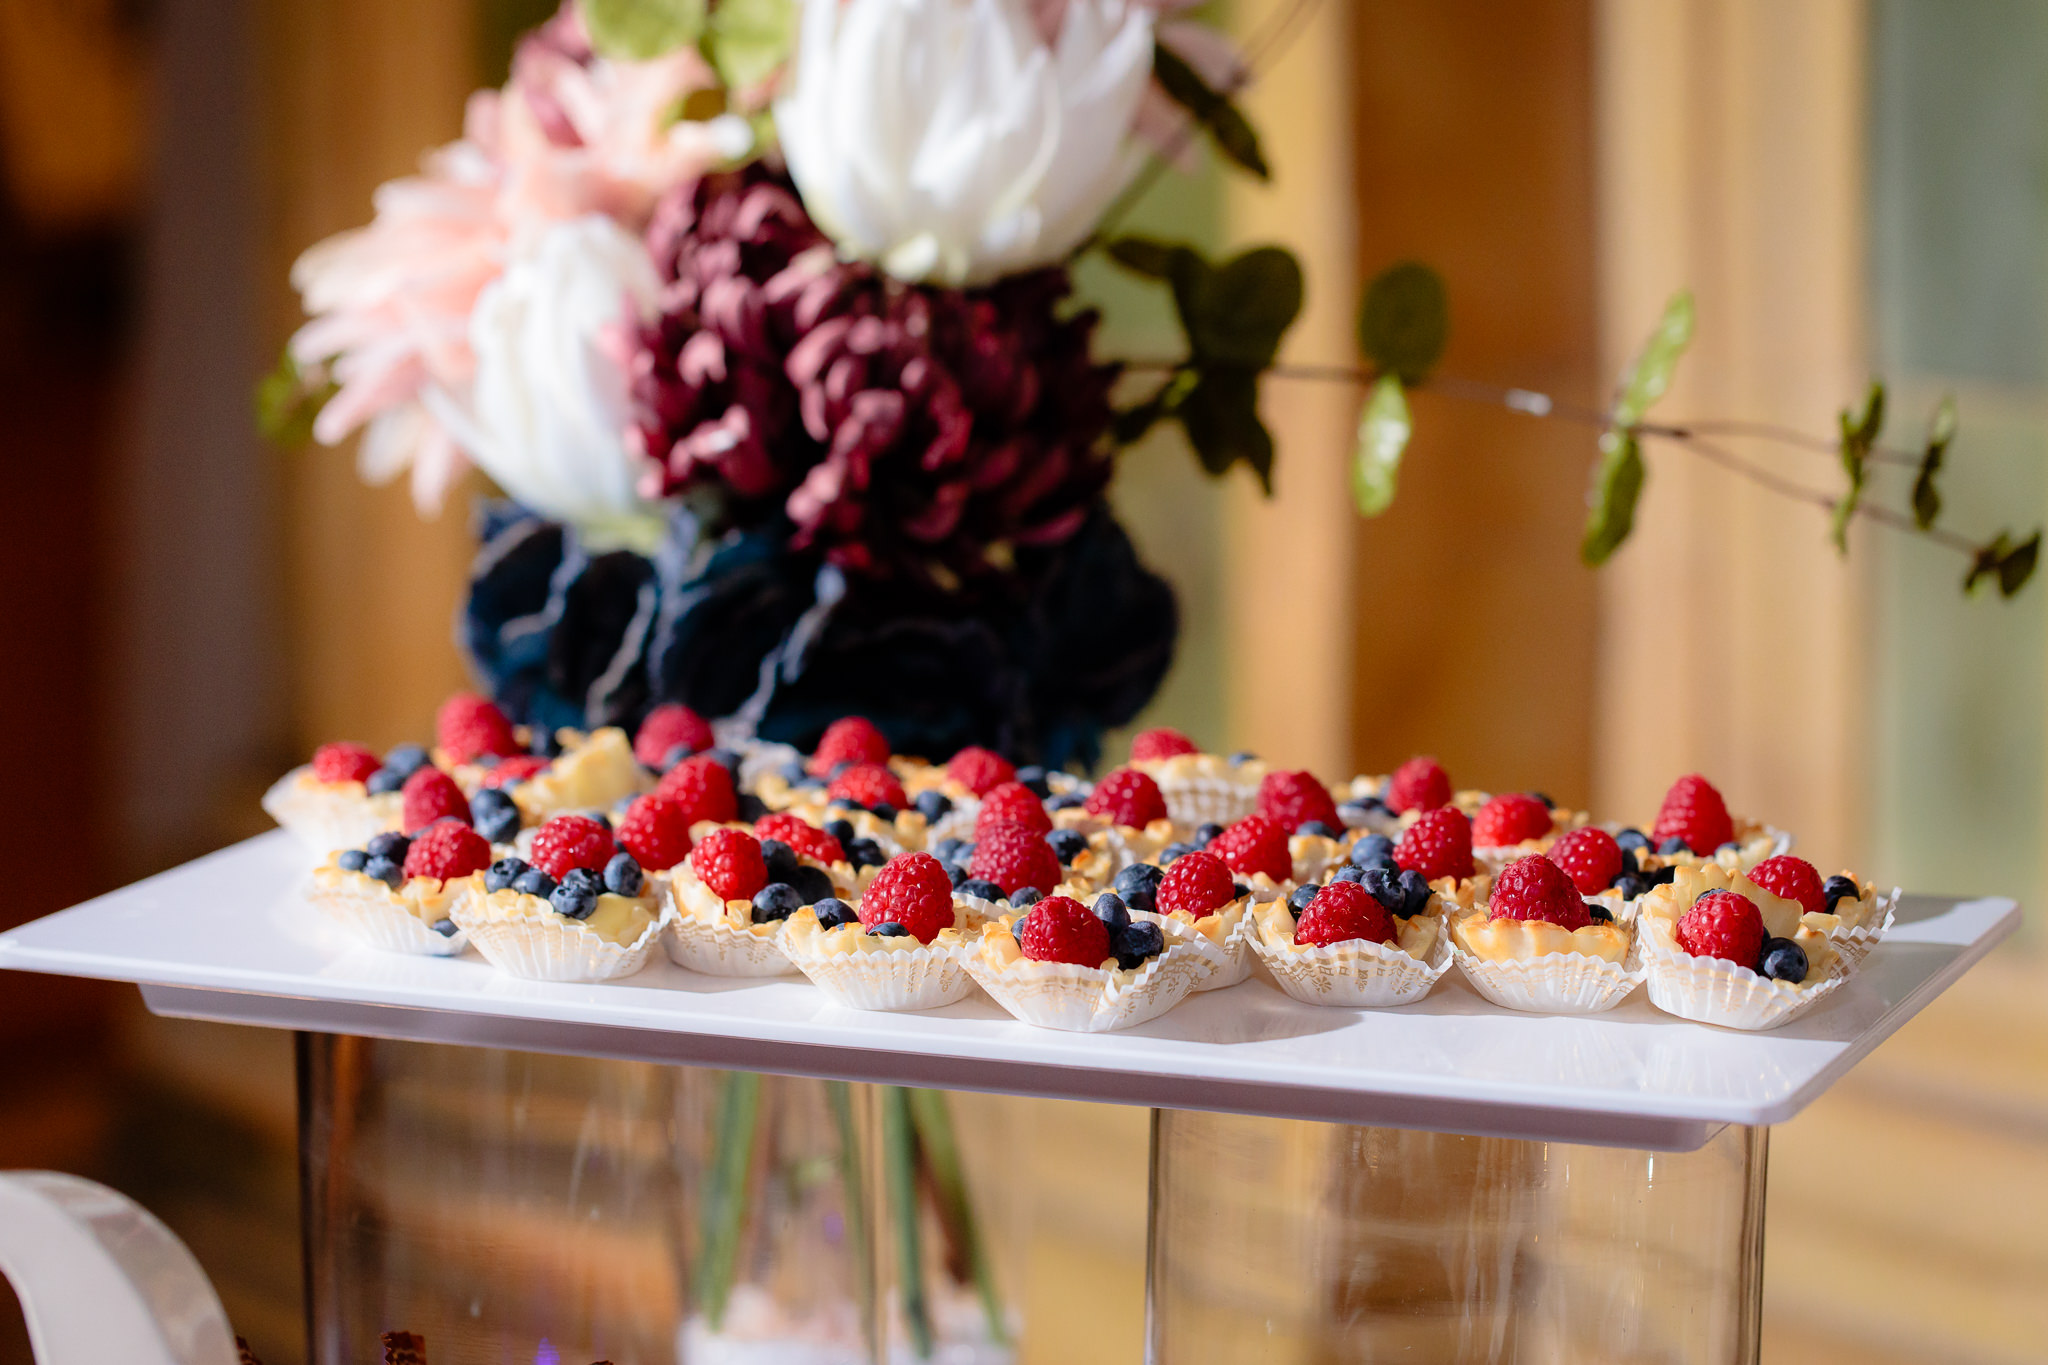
<box><xmin>1146</xmin><ymin>1113</ymin><xmax>1767</xmax><ymax>1365</ymax></box>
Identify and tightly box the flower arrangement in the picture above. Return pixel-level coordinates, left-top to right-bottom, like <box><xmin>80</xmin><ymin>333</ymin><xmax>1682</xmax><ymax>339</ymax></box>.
<box><xmin>261</xmin><ymin>0</ymin><xmax>2038</xmax><ymax>765</ymax></box>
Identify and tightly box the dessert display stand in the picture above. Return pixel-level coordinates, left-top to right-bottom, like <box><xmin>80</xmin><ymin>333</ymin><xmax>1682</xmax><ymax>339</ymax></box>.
<box><xmin>0</xmin><ymin>830</ymin><xmax>2018</xmax><ymax>1364</ymax></box>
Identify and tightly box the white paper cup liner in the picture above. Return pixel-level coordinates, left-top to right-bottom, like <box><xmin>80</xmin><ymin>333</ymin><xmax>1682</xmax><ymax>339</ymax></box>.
<box><xmin>963</xmin><ymin>921</ymin><xmax>1208</xmax><ymax>1032</ymax></box>
<box><xmin>1250</xmin><ymin>917</ymin><xmax>1451</xmax><ymax>1008</ymax></box>
<box><xmin>1641</xmin><ymin>938</ymin><xmax>1849</xmax><ymax>1031</ymax></box>
<box><xmin>1155</xmin><ymin>772</ymin><xmax>1259</xmax><ymax>831</ymax></box>
<box><xmin>306</xmin><ymin>880</ymin><xmax>468</xmax><ymax>956</ymax></box>
<box><xmin>1452</xmin><ymin>943</ymin><xmax>1645</xmax><ymax>1014</ymax></box>
<box><xmin>262</xmin><ymin>769</ymin><xmax>398</xmax><ymax>858</ymax></box>
<box><xmin>780</xmin><ymin>934</ymin><xmax>977</xmax><ymax>1011</ymax></box>
<box><xmin>662</xmin><ymin>909</ymin><xmax>800</xmax><ymax>977</ymax></box>
<box><xmin>450</xmin><ymin>888</ymin><xmax>662</xmax><ymax>983</ymax></box>
<box><xmin>1828</xmin><ymin>888</ymin><xmax>1899</xmax><ymax>969</ymax></box>
<box><xmin>1135</xmin><ymin>901</ymin><xmax>1254</xmax><ymax>991</ymax></box>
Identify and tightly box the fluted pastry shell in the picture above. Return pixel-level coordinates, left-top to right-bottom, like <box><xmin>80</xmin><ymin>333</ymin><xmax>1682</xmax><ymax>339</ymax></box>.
<box><xmin>663</xmin><ymin>865</ymin><xmax>800</xmax><ymax>976</ymax></box>
<box><xmin>1449</xmin><ymin>911</ymin><xmax>1643</xmax><ymax>1014</ymax></box>
<box><xmin>1635</xmin><ymin>866</ymin><xmax>1847</xmax><ymax>1030</ymax></box>
<box><xmin>1133</xmin><ymin>752</ymin><xmax>1264</xmax><ymax>831</ymax></box>
<box><xmin>963</xmin><ymin>916</ymin><xmax>1208</xmax><ymax>1032</ymax></box>
<box><xmin>778</xmin><ymin>907</ymin><xmax>977</xmax><ymax>1011</ymax></box>
<box><xmin>1135</xmin><ymin>895</ymin><xmax>1254</xmax><ymax>991</ymax></box>
<box><xmin>262</xmin><ymin>767</ymin><xmax>402</xmax><ymax>859</ymax></box>
<box><xmin>1249</xmin><ymin>901</ymin><xmax>1449</xmax><ymax>1007</ymax></box>
<box><xmin>306</xmin><ymin>859</ymin><xmax>473</xmax><ymax>956</ymax></box>
<box><xmin>450</xmin><ymin>881</ymin><xmax>662</xmax><ymax>982</ymax></box>
<box><xmin>1801</xmin><ymin>879</ymin><xmax>1899</xmax><ymax>968</ymax></box>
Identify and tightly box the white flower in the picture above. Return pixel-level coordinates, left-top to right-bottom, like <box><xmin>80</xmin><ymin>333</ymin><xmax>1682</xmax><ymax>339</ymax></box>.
<box><xmin>426</xmin><ymin>214</ymin><xmax>668</xmax><ymax>547</ymax></box>
<box><xmin>774</xmin><ymin>0</ymin><xmax>1156</xmax><ymax>286</ymax></box>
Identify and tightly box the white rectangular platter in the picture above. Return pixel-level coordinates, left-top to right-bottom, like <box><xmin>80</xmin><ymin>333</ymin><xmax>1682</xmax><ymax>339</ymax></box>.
<box><xmin>0</xmin><ymin>831</ymin><xmax>2016</xmax><ymax>1150</ymax></box>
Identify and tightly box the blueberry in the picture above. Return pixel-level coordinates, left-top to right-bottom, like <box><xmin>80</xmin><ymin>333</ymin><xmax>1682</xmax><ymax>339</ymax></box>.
<box><xmin>337</xmin><ymin>848</ymin><xmax>369</xmax><ymax>873</ymax></box>
<box><xmin>1010</xmin><ymin>911</ymin><xmax>1032</xmax><ymax>945</ymax></box>
<box><xmin>1232</xmin><ymin>881</ymin><xmax>1250</xmax><ymax>901</ymax></box>
<box><xmin>1396</xmin><ymin>869</ymin><xmax>1432</xmax><ymax>919</ymax></box>
<box><xmin>1047</xmin><ymin>829</ymin><xmax>1087</xmax><ymax>864</ymax></box>
<box><xmin>362</xmin><ymin>854</ymin><xmax>404</xmax><ymax>888</ymax></box>
<box><xmin>813</xmin><ymin>898</ymin><xmax>858</xmax><ymax>929</ymax></box>
<box><xmin>1007</xmin><ymin>887</ymin><xmax>1042</xmax><ymax>909</ymax></box>
<box><xmin>1361</xmin><ymin>866</ymin><xmax>1402</xmax><ymax>913</ymax></box>
<box><xmin>550</xmin><ymin>879</ymin><xmax>598</xmax><ymax>920</ymax></box>
<box><xmin>705</xmin><ymin>748</ymin><xmax>742</xmax><ymax>774</ymax></box>
<box><xmin>828</xmin><ymin>761</ymin><xmax>853</xmax><ymax>781</ymax></box>
<box><xmin>511</xmin><ymin>867</ymin><xmax>557</xmax><ymax>898</ymax></box>
<box><xmin>562</xmin><ymin>866</ymin><xmax>603</xmax><ymax>895</ymax></box>
<box><xmin>1228</xmin><ymin>750</ymin><xmax>1258</xmax><ymax>765</ymax></box>
<box><xmin>777</xmin><ymin>759</ymin><xmax>808</xmax><ymax>784</ymax></box>
<box><xmin>382</xmin><ymin>744</ymin><xmax>429</xmax><ymax>779</ymax></box>
<box><xmin>1093</xmin><ymin>893</ymin><xmax>1131</xmax><ymax>932</ymax></box>
<box><xmin>1714</xmin><ymin>841</ymin><xmax>1739</xmax><ymax>857</ymax></box>
<box><xmin>1333</xmin><ymin>863</ymin><xmax>1366</xmax><ymax>884</ymax></box>
<box><xmin>1587</xmin><ymin>903</ymin><xmax>1615</xmax><ymax>924</ymax></box>
<box><xmin>1821</xmin><ymin>875</ymin><xmax>1860</xmax><ymax>913</ymax></box>
<box><xmin>846</xmin><ymin>837</ymin><xmax>886</xmax><ymax>870</ymax></box>
<box><xmin>914</xmin><ymin>790</ymin><xmax>953</xmax><ymax>822</ymax></box>
<box><xmin>1112</xmin><ymin>920</ymin><xmax>1165</xmax><ymax>969</ymax></box>
<box><xmin>1658</xmin><ymin>835</ymin><xmax>1690</xmax><ymax>856</ymax></box>
<box><xmin>1296</xmin><ymin>820</ymin><xmax>1338</xmax><ymax>840</ymax></box>
<box><xmin>471</xmin><ymin>789</ymin><xmax>519</xmax><ymax>843</ymax></box>
<box><xmin>828</xmin><ymin>797</ymin><xmax>861</xmax><ymax>815</ymax></box>
<box><xmin>761</xmin><ymin>839</ymin><xmax>801</xmax><ymax>884</ymax></box>
<box><xmin>932</xmin><ymin>837</ymin><xmax>970</xmax><ymax>865</ymax></box>
<box><xmin>752</xmin><ymin>883</ymin><xmax>804</xmax><ymax>923</ymax></box>
<box><xmin>1757</xmin><ymin>936</ymin><xmax>1808</xmax><ymax>983</ymax></box>
<box><xmin>431</xmin><ymin>917</ymin><xmax>459</xmax><ymax>937</ymax></box>
<box><xmin>1194</xmin><ymin>822</ymin><xmax>1225</xmax><ymax>846</ymax></box>
<box><xmin>1614</xmin><ymin>873</ymin><xmax>1652</xmax><ymax>902</ymax></box>
<box><xmin>1113</xmin><ymin>863</ymin><xmax>1163</xmax><ymax>912</ymax></box>
<box><xmin>1618</xmin><ymin>846</ymin><xmax>1643</xmax><ymax>878</ymax></box>
<box><xmin>1531</xmin><ymin>791</ymin><xmax>1556</xmax><ymax>809</ymax></box>
<box><xmin>1647</xmin><ymin>864</ymin><xmax>1678</xmax><ymax>887</ymax></box>
<box><xmin>485</xmin><ymin>857</ymin><xmax>528</xmax><ymax>893</ymax></box>
<box><xmin>1614</xmin><ymin>827</ymin><xmax>1651</xmax><ymax>852</ymax></box>
<box><xmin>662</xmin><ymin>743</ymin><xmax>697</xmax><ymax>771</ymax></box>
<box><xmin>365</xmin><ymin>767</ymin><xmax>404</xmax><ymax>796</ymax></box>
<box><xmin>531</xmin><ymin>727</ymin><xmax>564</xmax><ymax>758</ymax></box>
<box><xmin>792</xmin><ymin>864</ymin><xmax>836</xmax><ymax>904</ymax></box>
<box><xmin>867</xmin><ymin>802</ymin><xmax>896</xmax><ymax>822</ymax></box>
<box><xmin>603</xmin><ymin>852</ymin><xmax>644</xmax><ymax>897</ymax></box>
<box><xmin>958</xmin><ymin>878</ymin><xmax>1005</xmax><ymax>902</ymax></box>
<box><xmin>737</xmin><ymin>794</ymin><xmax>769</xmax><ymax>823</ymax></box>
<box><xmin>867</xmin><ymin>921</ymin><xmax>911</xmax><ymax>937</ymax></box>
<box><xmin>1158</xmin><ymin>841</ymin><xmax>1197</xmax><ymax>864</ymax></box>
<box><xmin>1047</xmin><ymin>791</ymin><xmax>1088</xmax><ymax>811</ymax></box>
<box><xmin>1350</xmin><ymin>834</ymin><xmax>1395</xmax><ymax>868</ymax></box>
<box><xmin>1335</xmin><ymin>801</ymin><xmax>1374</xmax><ymax>829</ymax></box>
<box><xmin>826</xmin><ymin>818</ymin><xmax>857</xmax><ymax>846</ymax></box>
<box><xmin>1287</xmin><ymin>883</ymin><xmax>1321</xmax><ymax>916</ymax></box>
<box><xmin>1015</xmin><ymin>765</ymin><xmax>1052</xmax><ymax>798</ymax></box>
<box><xmin>942</xmin><ymin>861</ymin><xmax>970</xmax><ymax>889</ymax></box>
<box><xmin>366</xmin><ymin>831</ymin><xmax>412</xmax><ymax>862</ymax></box>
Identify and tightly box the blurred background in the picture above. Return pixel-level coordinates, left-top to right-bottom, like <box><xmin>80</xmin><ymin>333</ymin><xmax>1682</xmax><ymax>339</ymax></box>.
<box><xmin>0</xmin><ymin>0</ymin><xmax>2044</xmax><ymax>1361</ymax></box>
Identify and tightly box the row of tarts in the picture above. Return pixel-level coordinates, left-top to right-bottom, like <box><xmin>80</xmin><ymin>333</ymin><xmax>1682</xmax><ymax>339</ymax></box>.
<box><xmin>262</xmin><ymin>696</ymin><xmax>1897</xmax><ymax>1033</ymax></box>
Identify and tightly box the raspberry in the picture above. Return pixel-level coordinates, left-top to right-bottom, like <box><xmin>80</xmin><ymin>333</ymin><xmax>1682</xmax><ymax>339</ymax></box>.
<box><xmin>1295</xmin><ymin>881</ymin><xmax>1396</xmax><ymax>948</ymax></box>
<box><xmin>1019</xmin><ymin>895</ymin><xmax>1112</xmax><ymax>966</ymax></box>
<box><xmin>400</xmin><ymin>767</ymin><xmax>469</xmax><ymax>833</ymax></box>
<box><xmin>529</xmin><ymin>814</ymin><xmax>618</xmax><ymax>880</ymax></box>
<box><xmin>312</xmin><ymin>742</ymin><xmax>381</xmax><ymax>785</ymax></box>
<box><xmin>856</xmin><ymin>851</ymin><xmax>954</xmax><ymax>942</ymax></box>
<box><xmin>946</xmin><ymin>746</ymin><xmax>1015</xmax><ymax>797</ymax></box>
<box><xmin>1156</xmin><ymin>850</ymin><xmax>1236</xmax><ymax>918</ymax></box>
<box><xmin>435</xmin><ymin>693</ymin><xmax>521</xmax><ymax>763</ymax></box>
<box><xmin>616</xmin><ymin>794</ymin><xmax>693</xmax><ymax>870</ymax></box>
<box><xmin>690</xmin><ymin>827</ymin><xmax>767</xmax><ymax>902</ymax></box>
<box><xmin>634</xmin><ymin>702</ymin><xmax>714</xmax><ymax>767</ymax></box>
<box><xmin>656</xmin><ymin>754</ymin><xmax>738</xmax><ymax>826</ymax></box>
<box><xmin>1677</xmin><ymin>890</ymin><xmax>1765</xmax><ymax>966</ymax></box>
<box><xmin>969</xmin><ymin>821</ymin><xmax>1062</xmax><ymax>895</ymax></box>
<box><xmin>482</xmin><ymin>755</ymin><xmax>551</xmax><ymax>787</ymax></box>
<box><xmin>1085</xmin><ymin>768</ymin><xmax>1168</xmax><ymax>828</ymax></box>
<box><xmin>755</xmin><ymin>812</ymin><xmax>847</xmax><ymax>865</ymax></box>
<box><xmin>1748</xmin><ymin>855</ymin><xmax>1824</xmax><ymax>916</ymax></box>
<box><xmin>1394</xmin><ymin>807</ymin><xmax>1474</xmax><ymax>882</ymax></box>
<box><xmin>827</xmin><ymin>761</ymin><xmax>907</xmax><ymax>812</ymax></box>
<box><xmin>810</xmin><ymin>716</ymin><xmax>891</xmax><ymax>775</ymax></box>
<box><xmin>1473</xmin><ymin>793</ymin><xmax>1553</xmax><ymax>847</ymax></box>
<box><xmin>1487</xmin><ymin>855</ymin><xmax>1590</xmax><ymax>930</ymax></box>
<box><xmin>1130</xmin><ymin>727</ymin><xmax>1200</xmax><ymax>763</ymax></box>
<box><xmin>1547</xmin><ymin>827</ymin><xmax>1623</xmax><ymax>896</ymax></box>
<box><xmin>1257</xmin><ymin>770</ymin><xmax>1340</xmax><ymax>834</ymax></box>
<box><xmin>1387</xmin><ymin>756</ymin><xmax>1452</xmax><ymax>814</ymax></box>
<box><xmin>401</xmin><ymin>820</ymin><xmax>491</xmax><ymax>882</ymax></box>
<box><xmin>1206</xmin><ymin>814</ymin><xmax>1291</xmax><ymax>882</ymax></box>
<box><xmin>1653</xmin><ymin>773</ymin><xmax>1735</xmax><ymax>855</ymax></box>
<box><xmin>975</xmin><ymin>782</ymin><xmax>1051</xmax><ymax>837</ymax></box>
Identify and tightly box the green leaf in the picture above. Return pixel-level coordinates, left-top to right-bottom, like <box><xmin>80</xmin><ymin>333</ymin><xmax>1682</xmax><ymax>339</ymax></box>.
<box><xmin>1830</xmin><ymin>379</ymin><xmax>1885</xmax><ymax>552</ymax></box>
<box><xmin>1351</xmin><ymin>374</ymin><xmax>1410</xmax><ymax>516</ymax></box>
<box><xmin>703</xmin><ymin>0</ymin><xmax>793</xmax><ymax>90</ymax></box>
<box><xmin>1152</xmin><ymin>44</ymin><xmax>1269</xmax><ymax>179</ymax></box>
<box><xmin>1611</xmin><ymin>290</ymin><xmax>1694</xmax><ymax>428</ymax></box>
<box><xmin>1581</xmin><ymin>428</ymin><xmax>1646</xmax><ymax>566</ymax></box>
<box><xmin>1912</xmin><ymin>394</ymin><xmax>1956</xmax><ymax>530</ymax></box>
<box><xmin>1357</xmin><ymin>262</ymin><xmax>1448</xmax><ymax>384</ymax></box>
<box><xmin>1111</xmin><ymin>367</ymin><xmax>1198</xmax><ymax>445</ymax></box>
<box><xmin>1105</xmin><ymin>235</ymin><xmax>1191</xmax><ymax>281</ymax></box>
<box><xmin>253</xmin><ymin>348</ymin><xmax>335</xmax><ymax>447</ymax></box>
<box><xmin>1178</xmin><ymin>366</ymin><xmax>1274</xmax><ymax>492</ymax></box>
<box><xmin>1175</xmin><ymin>246</ymin><xmax>1303</xmax><ymax>370</ymax></box>
<box><xmin>579</xmin><ymin>0</ymin><xmax>705</xmax><ymax>60</ymax></box>
<box><xmin>1965</xmin><ymin>529</ymin><xmax>2041</xmax><ymax>598</ymax></box>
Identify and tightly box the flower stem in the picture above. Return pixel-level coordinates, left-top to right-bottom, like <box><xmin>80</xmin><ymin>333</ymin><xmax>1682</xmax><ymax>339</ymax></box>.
<box><xmin>826</xmin><ymin>1081</ymin><xmax>880</xmax><ymax>1365</ymax></box>
<box><xmin>905</xmin><ymin>1088</ymin><xmax>1009</xmax><ymax>1347</ymax></box>
<box><xmin>882</xmin><ymin>1086</ymin><xmax>934</xmax><ymax>1359</ymax></box>
<box><xmin>694</xmin><ymin>1071</ymin><xmax>761</xmax><ymax>1331</ymax></box>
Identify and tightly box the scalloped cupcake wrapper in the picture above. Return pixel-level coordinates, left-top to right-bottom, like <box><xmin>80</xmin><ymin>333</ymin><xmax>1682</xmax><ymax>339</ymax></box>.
<box><xmin>1250</xmin><ymin>922</ymin><xmax>1452</xmax><ymax>1008</ymax></box>
<box><xmin>1134</xmin><ymin>903</ymin><xmax>1254</xmax><ymax>991</ymax></box>
<box><xmin>779</xmin><ymin>936</ymin><xmax>977</xmax><ymax>1012</ymax></box>
<box><xmin>1153</xmin><ymin>772</ymin><xmax>1260</xmax><ymax>832</ymax></box>
<box><xmin>306</xmin><ymin>881</ymin><xmax>469</xmax><ymax>957</ymax></box>
<box><xmin>1451</xmin><ymin>943</ymin><xmax>1645</xmax><ymax>1015</ymax></box>
<box><xmin>963</xmin><ymin>927</ymin><xmax>1209</xmax><ymax>1032</ymax></box>
<box><xmin>1639</xmin><ymin>934</ymin><xmax>1849</xmax><ymax>1031</ymax></box>
<box><xmin>262</xmin><ymin>769</ymin><xmax>400</xmax><ymax>860</ymax></box>
<box><xmin>661</xmin><ymin>909</ymin><xmax>800</xmax><ymax>977</ymax></box>
<box><xmin>449</xmin><ymin>890</ymin><xmax>663</xmax><ymax>983</ymax></box>
<box><xmin>1825</xmin><ymin>888</ymin><xmax>1899</xmax><ymax>969</ymax></box>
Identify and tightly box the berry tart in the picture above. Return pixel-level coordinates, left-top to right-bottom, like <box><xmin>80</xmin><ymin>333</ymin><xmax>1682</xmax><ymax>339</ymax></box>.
<box><xmin>1193</xmin><ymin>813</ymin><xmax>1302</xmax><ymax>902</ymax></box>
<box><xmin>946</xmin><ymin>818</ymin><xmax>1068</xmax><ymax>919</ymax></box>
<box><xmin>1445</xmin><ymin>855</ymin><xmax>1645</xmax><ymax>1014</ymax></box>
<box><xmin>1248</xmin><ymin>875</ymin><xmax>1450</xmax><ymax>1008</ymax></box>
<box><xmin>448</xmin><ymin>814</ymin><xmax>664</xmax><ymax>982</ymax></box>
<box><xmin>1046</xmin><ymin>767</ymin><xmax>1177</xmax><ymax>885</ymax></box>
<box><xmin>1744</xmin><ymin>854</ymin><xmax>1899</xmax><ymax>968</ymax></box>
<box><xmin>1333</xmin><ymin>754</ymin><xmax>1462</xmax><ymax>835</ymax></box>
<box><xmin>306</xmin><ymin>819</ymin><xmax>491</xmax><ymax>956</ymax></box>
<box><xmin>1636</xmin><ymin>863</ymin><xmax>1847</xmax><ymax>1030</ymax></box>
<box><xmin>1124</xmin><ymin>851</ymin><xmax>1256</xmax><ymax>991</ymax></box>
<box><xmin>663</xmin><ymin>827</ymin><xmax>853</xmax><ymax>976</ymax></box>
<box><xmin>778</xmin><ymin>851</ymin><xmax>979</xmax><ymax>1011</ymax></box>
<box><xmin>963</xmin><ymin>891</ymin><xmax>1208</xmax><ymax>1033</ymax></box>
<box><xmin>502</xmin><ymin>725</ymin><xmax>645</xmax><ymax>824</ymax></box>
<box><xmin>262</xmin><ymin>740</ymin><xmax>424</xmax><ymax>857</ymax></box>
<box><xmin>1468</xmin><ymin>791</ymin><xmax>1592</xmax><ymax>874</ymax></box>
<box><xmin>1253</xmin><ymin>769</ymin><xmax>1354</xmax><ymax>884</ymax></box>
<box><xmin>1641</xmin><ymin>773</ymin><xmax>1792</xmax><ymax>872</ymax></box>
<box><xmin>1126</xmin><ymin>727</ymin><xmax>1267</xmax><ymax>830</ymax></box>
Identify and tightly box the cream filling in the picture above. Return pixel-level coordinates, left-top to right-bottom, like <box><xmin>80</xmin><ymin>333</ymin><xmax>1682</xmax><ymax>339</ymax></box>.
<box><xmin>510</xmin><ymin>727</ymin><xmax>646</xmax><ymax>821</ymax></box>
<box><xmin>974</xmin><ymin>918</ymin><xmax>1131</xmax><ymax>978</ymax></box>
<box><xmin>782</xmin><ymin>902</ymin><xmax>970</xmax><ymax>955</ymax></box>
<box><xmin>476</xmin><ymin>885</ymin><xmax>655</xmax><ymax>945</ymax></box>
<box><xmin>311</xmin><ymin>858</ymin><xmax>474</xmax><ymax>923</ymax></box>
